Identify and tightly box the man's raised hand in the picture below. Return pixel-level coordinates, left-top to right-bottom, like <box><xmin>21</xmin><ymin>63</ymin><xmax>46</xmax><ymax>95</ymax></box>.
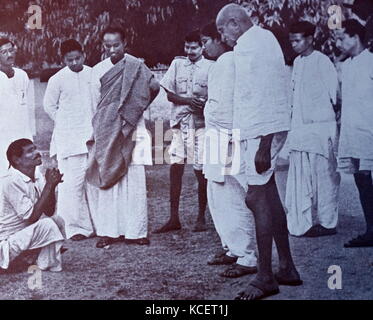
<box><xmin>45</xmin><ymin>168</ymin><xmax>64</xmax><ymax>187</ymax></box>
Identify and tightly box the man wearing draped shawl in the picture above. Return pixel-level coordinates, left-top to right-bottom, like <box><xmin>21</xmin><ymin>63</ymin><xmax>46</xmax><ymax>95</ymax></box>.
<box><xmin>87</xmin><ymin>27</ymin><xmax>159</xmax><ymax>248</ymax></box>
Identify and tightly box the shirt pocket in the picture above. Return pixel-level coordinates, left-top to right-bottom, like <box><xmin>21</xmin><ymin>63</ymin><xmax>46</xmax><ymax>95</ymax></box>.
<box><xmin>176</xmin><ymin>77</ymin><xmax>188</xmax><ymax>94</ymax></box>
<box><xmin>193</xmin><ymin>79</ymin><xmax>208</xmax><ymax>96</ymax></box>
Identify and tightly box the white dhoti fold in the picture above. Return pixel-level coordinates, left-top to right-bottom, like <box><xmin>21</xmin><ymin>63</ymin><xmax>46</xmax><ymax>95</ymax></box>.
<box><xmin>88</xmin><ymin>165</ymin><xmax>148</xmax><ymax>239</ymax></box>
<box><xmin>207</xmin><ymin>176</ymin><xmax>257</xmax><ymax>267</ymax></box>
<box><xmin>0</xmin><ymin>217</ymin><xmax>64</xmax><ymax>271</ymax></box>
<box><xmin>285</xmin><ymin>148</ymin><xmax>340</xmax><ymax>236</ymax></box>
<box><xmin>56</xmin><ymin>154</ymin><xmax>94</xmax><ymax>239</ymax></box>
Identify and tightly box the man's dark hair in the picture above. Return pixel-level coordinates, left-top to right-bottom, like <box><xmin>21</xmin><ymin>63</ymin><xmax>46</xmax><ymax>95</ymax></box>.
<box><xmin>345</xmin><ymin>0</ymin><xmax>373</xmax><ymax>21</ymax></box>
<box><xmin>101</xmin><ymin>26</ymin><xmax>126</xmax><ymax>42</ymax></box>
<box><xmin>343</xmin><ymin>19</ymin><xmax>366</xmax><ymax>43</ymax></box>
<box><xmin>6</xmin><ymin>139</ymin><xmax>33</xmax><ymax>168</ymax></box>
<box><xmin>289</xmin><ymin>21</ymin><xmax>316</xmax><ymax>38</ymax></box>
<box><xmin>0</xmin><ymin>37</ymin><xmax>14</xmax><ymax>49</ymax></box>
<box><xmin>185</xmin><ymin>30</ymin><xmax>202</xmax><ymax>46</ymax></box>
<box><xmin>201</xmin><ymin>23</ymin><xmax>221</xmax><ymax>41</ymax></box>
<box><xmin>60</xmin><ymin>39</ymin><xmax>83</xmax><ymax>57</ymax></box>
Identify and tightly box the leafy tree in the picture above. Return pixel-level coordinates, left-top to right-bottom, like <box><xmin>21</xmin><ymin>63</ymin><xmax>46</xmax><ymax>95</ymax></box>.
<box><xmin>0</xmin><ymin>0</ymin><xmax>348</xmax><ymax>71</ymax></box>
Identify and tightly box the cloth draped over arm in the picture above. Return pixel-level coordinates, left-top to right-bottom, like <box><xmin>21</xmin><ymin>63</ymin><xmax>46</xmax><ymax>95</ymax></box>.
<box><xmin>86</xmin><ymin>54</ymin><xmax>154</xmax><ymax>189</ymax></box>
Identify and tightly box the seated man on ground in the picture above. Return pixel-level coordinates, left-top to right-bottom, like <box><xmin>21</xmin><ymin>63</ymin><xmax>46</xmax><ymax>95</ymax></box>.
<box><xmin>0</xmin><ymin>139</ymin><xmax>65</xmax><ymax>272</ymax></box>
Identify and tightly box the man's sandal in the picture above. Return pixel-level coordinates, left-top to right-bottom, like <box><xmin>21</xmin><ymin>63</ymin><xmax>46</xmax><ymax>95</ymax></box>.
<box><xmin>71</xmin><ymin>234</ymin><xmax>88</xmax><ymax>241</ymax></box>
<box><xmin>96</xmin><ymin>236</ymin><xmax>125</xmax><ymax>248</ymax></box>
<box><xmin>207</xmin><ymin>254</ymin><xmax>237</xmax><ymax>265</ymax></box>
<box><xmin>219</xmin><ymin>263</ymin><xmax>257</xmax><ymax>278</ymax></box>
<box><xmin>124</xmin><ymin>238</ymin><xmax>150</xmax><ymax>245</ymax></box>
<box><xmin>303</xmin><ymin>225</ymin><xmax>337</xmax><ymax>237</ymax></box>
<box><xmin>235</xmin><ymin>278</ymin><xmax>280</xmax><ymax>300</ymax></box>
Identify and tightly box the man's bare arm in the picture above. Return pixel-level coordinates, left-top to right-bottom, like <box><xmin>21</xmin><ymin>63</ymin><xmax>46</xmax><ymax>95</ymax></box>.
<box><xmin>166</xmin><ymin>91</ymin><xmax>193</xmax><ymax>106</ymax></box>
<box><xmin>254</xmin><ymin>133</ymin><xmax>274</xmax><ymax>174</ymax></box>
<box><xmin>27</xmin><ymin>168</ymin><xmax>63</xmax><ymax>224</ymax></box>
<box><xmin>165</xmin><ymin>91</ymin><xmax>205</xmax><ymax>115</ymax></box>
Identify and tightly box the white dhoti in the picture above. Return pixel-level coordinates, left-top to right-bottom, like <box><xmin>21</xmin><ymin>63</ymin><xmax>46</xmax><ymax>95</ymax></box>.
<box><xmin>56</xmin><ymin>154</ymin><xmax>94</xmax><ymax>239</ymax></box>
<box><xmin>207</xmin><ymin>176</ymin><xmax>257</xmax><ymax>267</ymax></box>
<box><xmin>241</xmin><ymin>131</ymin><xmax>288</xmax><ymax>186</ymax></box>
<box><xmin>0</xmin><ymin>217</ymin><xmax>64</xmax><ymax>271</ymax></box>
<box><xmin>88</xmin><ymin>165</ymin><xmax>148</xmax><ymax>239</ymax></box>
<box><xmin>285</xmin><ymin>148</ymin><xmax>340</xmax><ymax>236</ymax></box>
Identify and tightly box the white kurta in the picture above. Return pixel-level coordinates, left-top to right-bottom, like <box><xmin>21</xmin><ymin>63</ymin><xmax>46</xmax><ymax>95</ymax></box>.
<box><xmin>43</xmin><ymin>66</ymin><xmax>93</xmax><ymax>159</ymax></box>
<box><xmin>203</xmin><ymin>52</ymin><xmax>256</xmax><ymax>267</ymax></box>
<box><xmin>43</xmin><ymin>66</ymin><xmax>94</xmax><ymax>239</ymax></box>
<box><xmin>338</xmin><ymin>49</ymin><xmax>373</xmax><ymax>173</ymax></box>
<box><xmin>0</xmin><ymin>168</ymin><xmax>64</xmax><ymax>271</ymax></box>
<box><xmin>233</xmin><ymin>26</ymin><xmax>290</xmax><ymax>187</ymax></box>
<box><xmin>285</xmin><ymin>51</ymin><xmax>340</xmax><ymax>236</ymax></box>
<box><xmin>287</xmin><ymin>51</ymin><xmax>339</xmax><ymax>157</ymax></box>
<box><xmin>203</xmin><ymin>52</ymin><xmax>242</xmax><ymax>184</ymax></box>
<box><xmin>88</xmin><ymin>57</ymin><xmax>151</xmax><ymax>239</ymax></box>
<box><xmin>0</xmin><ymin>69</ymin><xmax>33</xmax><ymax>178</ymax></box>
<box><xmin>233</xmin><ymin>26</ymin><xmax>290</xmax><ymax>140</ymax></box>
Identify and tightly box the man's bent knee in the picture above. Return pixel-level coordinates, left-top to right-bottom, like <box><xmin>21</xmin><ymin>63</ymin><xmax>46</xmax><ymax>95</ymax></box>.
<box><xmin>35</xmin><ymin>217</ymin><xmax>62</xmax><ymax>236</ymax></box>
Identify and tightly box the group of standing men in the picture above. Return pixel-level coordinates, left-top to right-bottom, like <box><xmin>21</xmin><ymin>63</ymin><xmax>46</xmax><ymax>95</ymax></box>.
<box><xmin>43</xmin><ymin>29</ymin><xmax>159</xmax><ymax>248</ymax></box>
<box><xmin>154</xmin><ymin>2</ymin><xmax>373</xmax><ymax>299</ymax></box>
<box><xmin>0</xmin><ymin>26</ymin><xmax>160</xmax><ymax>275</ymax></box>
<box><xmin>0</xmin><ymin>1</ymin><xmax>372</xmax><ymax>301</ymax></box>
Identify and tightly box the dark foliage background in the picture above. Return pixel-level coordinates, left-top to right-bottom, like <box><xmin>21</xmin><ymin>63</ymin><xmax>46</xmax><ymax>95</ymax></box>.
<box><xmin>0</xmin><ymin>0</ymin><xmax>347</xmax><ymax>71</ymax></box>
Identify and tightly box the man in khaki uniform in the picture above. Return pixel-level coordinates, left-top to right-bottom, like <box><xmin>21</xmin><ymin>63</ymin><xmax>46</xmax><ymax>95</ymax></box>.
<box><xmin>154</xmin><ymin>30</ymin><xmax>213</xmax><ymax>233</ymax></box>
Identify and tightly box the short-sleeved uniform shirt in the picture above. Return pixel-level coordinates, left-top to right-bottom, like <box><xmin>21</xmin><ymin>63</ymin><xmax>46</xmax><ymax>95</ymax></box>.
<box><xmin>160</xmin><ymin>56</ymin><xmax>213</xmax><ymax>129</ymax></box>
<box><xmin>0</xmin><ymin>167</ymin><xmax>45</xmax><ymax>241</ymax></box>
